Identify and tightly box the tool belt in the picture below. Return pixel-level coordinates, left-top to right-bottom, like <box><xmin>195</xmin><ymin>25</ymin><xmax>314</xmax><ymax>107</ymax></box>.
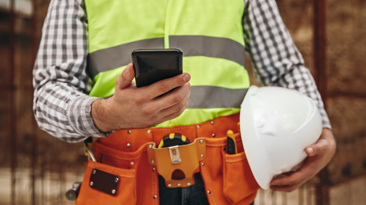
<box><xmin>76</xmin><ymin>113</ymin><xmax>259</xmax><ymax>205</ymax></box>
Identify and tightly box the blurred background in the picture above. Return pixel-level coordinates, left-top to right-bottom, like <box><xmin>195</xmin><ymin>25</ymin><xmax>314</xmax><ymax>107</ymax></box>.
<box><xmin>0</xmin><ymin>0</ymin><xmax>365</xmax><ymax>204</ymax></box>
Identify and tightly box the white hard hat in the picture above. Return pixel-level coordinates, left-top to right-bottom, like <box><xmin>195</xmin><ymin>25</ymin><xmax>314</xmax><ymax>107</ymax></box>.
<box><xmin>240</xmin><ymin>85</ymin><xmax>322</xmax><ymax>189</ymax></box>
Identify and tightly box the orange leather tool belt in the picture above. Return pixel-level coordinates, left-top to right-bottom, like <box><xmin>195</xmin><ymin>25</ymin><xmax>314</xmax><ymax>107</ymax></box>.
<box><xmin>77</xmin><ymin>113</ymin><xmax>259</xmax><ymax>205</ymax></box>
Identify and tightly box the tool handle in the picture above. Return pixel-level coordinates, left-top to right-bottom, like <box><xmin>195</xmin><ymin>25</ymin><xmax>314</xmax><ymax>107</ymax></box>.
<box><xmin>227</xmin><ymin>130</ymin><xmax>237</xmax><ymax>154</ymax></box>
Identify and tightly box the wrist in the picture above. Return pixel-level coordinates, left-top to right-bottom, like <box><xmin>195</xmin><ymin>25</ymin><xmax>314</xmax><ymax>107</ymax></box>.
<box><xmin>91</xmin><ymin>97</ymin><xmax>116</xmax><ymax>132</ymax></box>
<box><xmin>322</xmin><ymin>128</ymin><xmax>337</xmax><ymax>160</ymax></box>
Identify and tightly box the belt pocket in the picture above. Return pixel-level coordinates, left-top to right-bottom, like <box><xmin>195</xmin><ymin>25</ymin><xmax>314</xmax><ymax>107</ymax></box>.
<box><xmin>222</xmin><ymin>152</ymin><xmax>259</xmax><ymax>204</ymax></box>
<box><xmin>77</xmin><ymin>160</ymin><xmax>136</xmax><ymax>205</ymax></box>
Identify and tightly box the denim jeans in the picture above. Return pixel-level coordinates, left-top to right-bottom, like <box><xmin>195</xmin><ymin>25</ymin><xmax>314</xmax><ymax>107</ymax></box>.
<box><xmin>159</xmin><ymin>173</ymin><xmax>255</xmax><ymax>205</ymax></box>
<box><xmin>159</xmin><ymin>173</ymin><xmax>209</xmax><ymax>205</ymax></box>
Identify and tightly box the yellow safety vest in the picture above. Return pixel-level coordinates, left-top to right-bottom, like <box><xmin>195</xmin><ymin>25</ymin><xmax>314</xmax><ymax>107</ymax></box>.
<box><xmin>85</xmin><ymin>0</ymin><xmax>250</xmax><ymax>127</ymax></box>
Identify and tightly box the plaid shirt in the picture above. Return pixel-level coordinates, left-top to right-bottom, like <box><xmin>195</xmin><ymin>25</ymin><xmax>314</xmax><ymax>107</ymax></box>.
<box><xmin>33</xmin><ymin>0</ymin><xmax>331</xmax><ymax>142</ymax></box>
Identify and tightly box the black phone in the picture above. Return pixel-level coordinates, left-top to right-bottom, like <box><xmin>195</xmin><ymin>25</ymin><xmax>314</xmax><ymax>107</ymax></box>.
<box><xmin>131</xmin><ymin>48</ymin><xmax>183</xmax><ymax>88</ymax></box>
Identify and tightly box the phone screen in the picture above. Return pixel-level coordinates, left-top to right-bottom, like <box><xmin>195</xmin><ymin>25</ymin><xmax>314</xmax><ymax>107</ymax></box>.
<box><xmin>132</xmin><ymin>48</ymin><xmax>183</xmax><ymax>87</ymax></box>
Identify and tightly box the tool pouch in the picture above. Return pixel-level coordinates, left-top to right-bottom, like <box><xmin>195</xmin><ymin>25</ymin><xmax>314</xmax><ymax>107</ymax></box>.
<box><xmin>202</xmin><ymin>135</ymin><xmax>259</xmax><ymax>205</ymax></box>
<box><xmin>223</xmin><ymin>151</ymin><xmax>257</xmax><ymax>204</ymax></box>
<box><xmin>147</xmin><ymin>138</ymin><xmax>206</xmax><ymax>188</ymax></box>
<box><xmin>76</xmin><ymin>160</ymin><xmax>137</xmax><ymax>205</ymax></box>
<box><xmin>77</xmin><ymin>142</ymin><xmax>153</xmax><ymax>205</ymax></box>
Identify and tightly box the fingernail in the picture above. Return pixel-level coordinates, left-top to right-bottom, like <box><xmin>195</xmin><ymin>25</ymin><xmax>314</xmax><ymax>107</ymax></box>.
<box><xmin>183</xmin><ymin>73</ymin><xmax>190</xmax><ymax>82</ymax></box>
<box><xmin>307</xmin><ymin>147</ymin><xmax>314</xmax><ymax>155</ymax></box>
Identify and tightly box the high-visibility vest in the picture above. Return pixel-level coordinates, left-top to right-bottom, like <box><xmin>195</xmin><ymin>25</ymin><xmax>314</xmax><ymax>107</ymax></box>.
<box><xmin>85</xmin><ymin>0</ymin><xmax>250</xmax><ymax>127</ymax></box>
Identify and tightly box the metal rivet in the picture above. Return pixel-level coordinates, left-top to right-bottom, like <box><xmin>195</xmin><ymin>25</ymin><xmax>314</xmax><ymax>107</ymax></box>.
<box><xmin>151</xmin><ymin>160</ymin><xmax>155</xmax><ymax>164</ymax></box>
<box><xmin>90</xmin><ymin>181</ymin><xmax>94</xmax><ymax>186</ymax></box>
<box><xmin>115</xmin><ymin>177</ymin><xmax>119</xmax><ymax>183</ymax></box>
<box><xmin>207</xmin><ymin>190</ymin><xmax>211</xmax><ymax>194</ymax></box>
<box><xmin>201</xmin><ymin>154</ymin><xmax>204</xmax><ymax>158</ymax></box>
<box><xmin>126</xmin><ymin>143</ymin><xmax>131</xmax><ymax>147</ymax></box>
<box><xmin>147</xmin><ymin>129</ymin><xmax>151</xmax><ymax>134</ymax></box>
<box><xmin>92</xmin><ymin>170</ymin><xmax>96</xmax><ymax>174</ymax></box>
<box><xmin>153</xmin><ymin>195</ymin><xmax>158</xmax><ymax>199</ymax></box>
<box><xmin>111</xmin><ymin>189</ymin><xmax>116</xmax><ymax>194</ymax></box>
<box><xmin>201</xmin><ymin>162</ymin><xmax>205</xmax><ymax>166</ymax></box>
<box><xmin>127</xmin><ymin>130</ymin><xmax>132</xmax><ymax>134</ymax></box>
<box><xmin>200</xmin><ymin>139</ymin><xmax>204</xmax><ymax>144</ymax></box>
<box><xmin>130</xmin><ymin>161</ymin><xmax>135</xmax><ymax>166</ymax></box>
<box><xmin>197</xmin><ymin>125</ymin><xmax>200</xmax><ymax>129</ymax></box>
<box><xmin>168</xmin><ymin>184</ymin><xmax>172</xmax><ymax>187</ymax></box>
<box><xmin>211</xmin><ymin>121</ymin><xmax>214</xmax><ymax>125</ymax></box>
<box><xmin>212</xmin><ymin>133</ymin><xmax>216</xmax><ymax>137</ymax></box>
<box><xmin>177</xmin><ymin>183</ymin><xmax>181</xmax><ymax>187</ymax></box>
<box><xmin>187</xmin><ymin>182</ymin><xmax>191</xmax><ymax>186</ymax></box>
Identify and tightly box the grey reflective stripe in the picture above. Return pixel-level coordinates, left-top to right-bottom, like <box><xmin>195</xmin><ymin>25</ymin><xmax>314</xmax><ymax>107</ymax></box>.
<box><xmin>87</xmin><ymin>38</ymin><xmax>164</xmax><ymax>77</ymax></box>
<box><xmin>188</xmin><ymin>86</ymin><xmax>248</xmax><ymax>108</ymax></box>
<box><xmin>169</xmin><ymin>36</ymin><xmax>245</xmax><ymax>67</ymax></box>
<box><xmin>87</xmin><ymin>36</ymin><xmax>246</xmax><ymax>78</ymax></box>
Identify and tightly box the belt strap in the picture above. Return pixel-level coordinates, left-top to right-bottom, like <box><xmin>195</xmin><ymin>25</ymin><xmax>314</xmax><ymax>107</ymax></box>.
<box><xmin>97</xmin><ymin>113</ymin><xmax>240</xmax><ymax>152</ymax></box>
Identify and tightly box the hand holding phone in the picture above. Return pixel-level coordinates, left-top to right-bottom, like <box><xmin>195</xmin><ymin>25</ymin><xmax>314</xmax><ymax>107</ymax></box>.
<box><xmin>92</xmin><ymin>63</ymin><xmax>191</xmax><ymax>132</ymax></box>
<box><xmin>131</xmin><ymin>48</ymin><xmax>183</xmax><ymax>87</ymax></box>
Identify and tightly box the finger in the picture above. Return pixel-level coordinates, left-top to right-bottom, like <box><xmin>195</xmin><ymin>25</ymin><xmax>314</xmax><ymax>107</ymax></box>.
<box><xmin>116</xmin><ymin>63</ymin><xmax>135</xmax><ymax>90</ymax></box>
<box><xmin>141</xmin><ymin>84</ymin><xmax>190</xmax><ymax>125</ymax></box>
<box><xmin>155</xmin><ymin>82</ymin><xmax>190</xmax><ymax>109</ymax></box>
<box><xmin>270</xmin><ymin>161</ymin><xmax>316</xmax><ymax>187</ymax></box>
<box><xmin>162</xmin><ymin>100</ymin><xmax>187</xmax><ymax>122</ymax></box>
<box><xmin>130</xmin><ymin>83</ymin><xmax>190</xmax><ymax>125</ymax></box>
<box><xmin>305</xmin><ymin>146</ymin><xmax>316</xmax><ymax>157</ymax></box>
<box><xmin>270</xmin><ymin>158</ymin><xmax>319</xmax><ymax>188</ymax></box>
<box><xmin>270</xmin><ymin>183</ymin><xmax>300</xmax><ymax>192</ymax></box>
<box><xmin>136</xmin><ymin>94</ymin><xmax>188</xmax><ymax>128</ymax></box>
<box><xmin>270</xmin><ymin>172</ymin><xmax>302</xmax><ymax>187</ymax></box>
<box><xmin>305</xmin><ymin>138</ymin><xmax>329</xmax><ymax>157</ymax></box>
<box><xmin>148</xmin><ymin>73</ymin><xmax>191</xmax><ymax>98</ymax></box>
<box><xmin>159</xmin><ymin>86</ymin><xmax>190</xmax><ymax>117</ymax></box>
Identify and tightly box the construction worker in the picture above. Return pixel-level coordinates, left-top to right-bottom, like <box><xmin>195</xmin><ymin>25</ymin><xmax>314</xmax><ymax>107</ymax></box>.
<box><xmin>33</xmin><ymin>0</ymin><xmax>336</xmax><ymax>204</ymax></box>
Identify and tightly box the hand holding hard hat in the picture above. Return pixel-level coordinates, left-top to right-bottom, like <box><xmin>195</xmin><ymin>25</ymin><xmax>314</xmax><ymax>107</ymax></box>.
<box><xmin>240</xmin><ymin>86</ymin><xmax>322</xmax><ymax>189</ymax></box>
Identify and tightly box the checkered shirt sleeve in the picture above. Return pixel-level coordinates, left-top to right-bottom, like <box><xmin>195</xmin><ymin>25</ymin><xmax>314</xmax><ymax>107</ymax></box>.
<box><xmin>243</xmin><ymin>0</ymin><xmax>331</xmax><ymax>129</ymax></box>
<box><xmin>33</xmin><ymin>0</ymin><xmax>105</xmax><ymax>142</ymax></box>
<box><xmin>33</xmin><ymin>0</ymin><xmax>331</xmax><ymax>142</ymax></box>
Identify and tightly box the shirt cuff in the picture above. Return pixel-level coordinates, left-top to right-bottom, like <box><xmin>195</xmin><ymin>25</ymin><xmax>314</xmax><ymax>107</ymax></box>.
<box><xmin>318</xmin><ymin>106</ymin><xmax>332</xmax><ymax>130</ymax></box>
<box><xmin>66</xmin><ymin>95</ymin><xmax>111</xmax><ymax>138</ymax></box>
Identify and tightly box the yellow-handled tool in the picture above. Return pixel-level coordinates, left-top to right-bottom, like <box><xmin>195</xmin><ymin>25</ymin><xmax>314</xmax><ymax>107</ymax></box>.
<box><xmin>226</xmin><ymin>130</ymin><xmax>237</xmax><ymax>154</ymax></box>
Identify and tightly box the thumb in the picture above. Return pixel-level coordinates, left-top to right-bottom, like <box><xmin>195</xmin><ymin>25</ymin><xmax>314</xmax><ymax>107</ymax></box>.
<box><xmin>305</xmin><ymin>145</ymin><xmax>317</xmax><ymax>157</ymax></box>
<box><xmin>305</xmin><ymin>138</ymin><xmax>328</xmax><ymax>157</ymax></box>
<box><xmin>116</xmin><ymin>63</ymin><xmax>135</xmax><ymax>89</ymax></box>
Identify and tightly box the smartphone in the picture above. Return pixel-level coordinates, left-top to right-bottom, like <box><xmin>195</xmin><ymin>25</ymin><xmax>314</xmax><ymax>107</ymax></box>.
<box><xmin>131</xmin><ymin>48</ymin><xmax>183</xmax><ymax>87</ymax></box>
